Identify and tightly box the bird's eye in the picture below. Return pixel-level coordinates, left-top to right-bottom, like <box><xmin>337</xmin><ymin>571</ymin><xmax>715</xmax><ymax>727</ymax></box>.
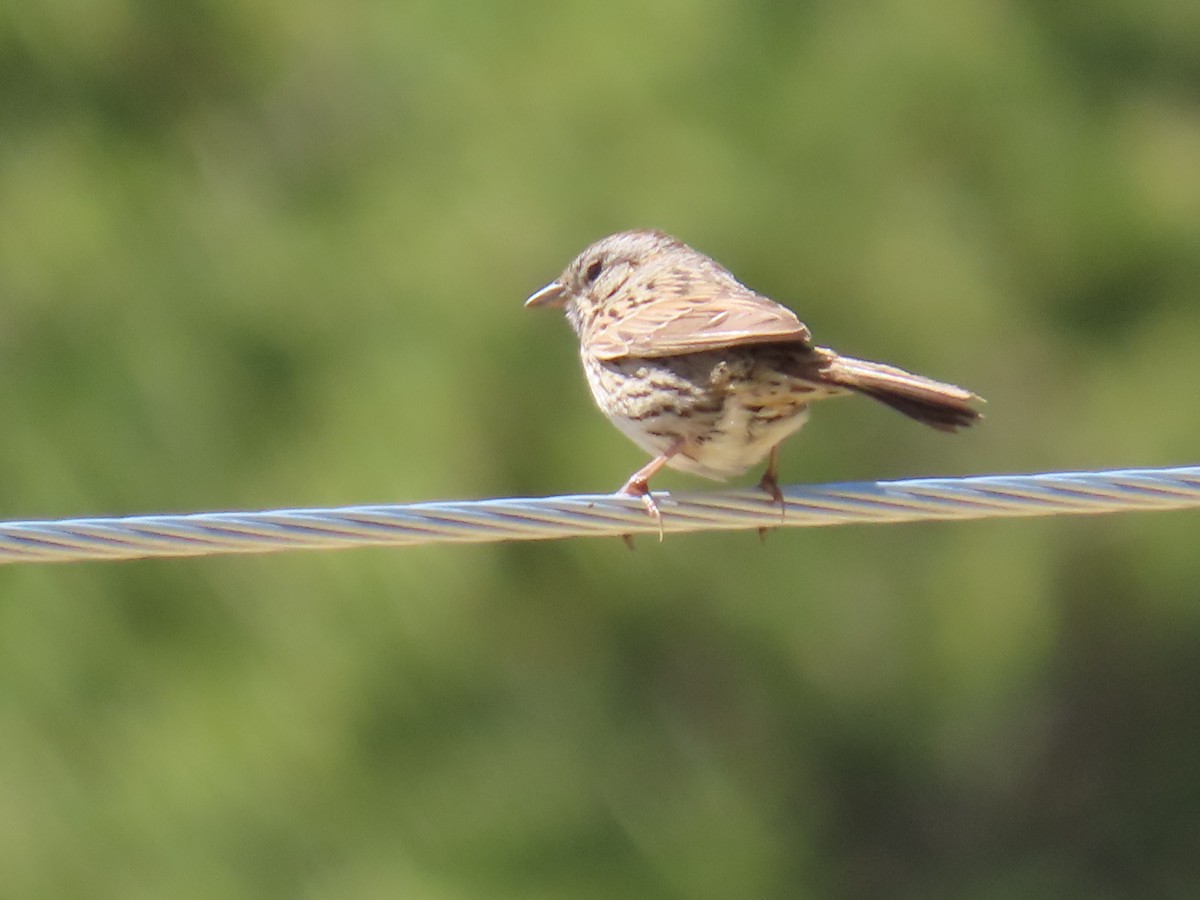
<box><xmin>585</xmin><ymin>260</ymin><xmax>603</xmax><ymax>283</ymax></box>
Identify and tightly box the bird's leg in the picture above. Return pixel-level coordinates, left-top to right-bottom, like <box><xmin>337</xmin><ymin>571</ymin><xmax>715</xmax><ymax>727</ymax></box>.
<box><xmin>757</xmin><ymin>445</ymin><xmax>785</xmax><ymax>509</ymax></box>
<box><xmin>618</xmin><ymin>439</ymin><xmax>685</xmax><ymax>545</ymax></box>
<box><xmin>757</xmin><ymin>445</ymin><xmax>786</xmax><ymax>541</ymax></box>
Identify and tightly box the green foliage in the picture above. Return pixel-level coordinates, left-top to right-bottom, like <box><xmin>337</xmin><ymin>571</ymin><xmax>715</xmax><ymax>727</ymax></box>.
<box><xmin>1</xmin><ymin>1</ymin><xmax>1199</xmax><ymax>896</ymax></box>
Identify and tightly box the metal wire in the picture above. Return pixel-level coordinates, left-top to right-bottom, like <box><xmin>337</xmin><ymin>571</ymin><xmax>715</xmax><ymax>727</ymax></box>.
<box><xmin>0</xmin><ymin>465</ymin><xmax>1196</xmax><ymax>565</ymax></box>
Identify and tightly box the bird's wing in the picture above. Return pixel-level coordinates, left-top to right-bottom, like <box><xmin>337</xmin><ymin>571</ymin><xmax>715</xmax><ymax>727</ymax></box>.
<box><xmin>587</xmin><ymin>283</ymin><xmax>812</xmax><ymax>360</ymax></box>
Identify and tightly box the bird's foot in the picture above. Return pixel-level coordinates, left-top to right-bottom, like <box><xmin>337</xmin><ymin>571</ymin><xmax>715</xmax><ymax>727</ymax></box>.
<box><xmin>757</xmin><ymin>468</ymin><xmax>786</xmax><ymax>542</ymax></box>
<box><xmin>619</xmin><ymin>477</ymin><xmax>664</xmax><ymax>544</ymax></box>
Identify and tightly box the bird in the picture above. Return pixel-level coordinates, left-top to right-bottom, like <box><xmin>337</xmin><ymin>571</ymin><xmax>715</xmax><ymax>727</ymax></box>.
<box><xmin>525</xmin><ymin>229</ymin><xmax>982</xmax><ymax>534</ymax></box>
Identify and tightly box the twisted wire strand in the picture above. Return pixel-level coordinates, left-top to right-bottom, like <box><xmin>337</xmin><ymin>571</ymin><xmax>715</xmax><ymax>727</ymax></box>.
<box><xmin>1</xmin><ymin>465</ymin><xmax>1196</xmax><ymax>565</ymax></box>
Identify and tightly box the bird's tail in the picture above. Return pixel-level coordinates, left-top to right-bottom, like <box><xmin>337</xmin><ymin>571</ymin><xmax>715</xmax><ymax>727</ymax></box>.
<box><xmin>818</xmin><ymin>352</ymin><xmax>983</xmax><ymax>432</ymax></box>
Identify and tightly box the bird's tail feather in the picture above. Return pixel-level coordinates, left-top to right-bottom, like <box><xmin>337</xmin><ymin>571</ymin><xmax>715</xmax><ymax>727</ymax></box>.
<box><xmin>820</xmin><ymin>353</ymin><xmax>982</xmax><ymax>432</ymax></box>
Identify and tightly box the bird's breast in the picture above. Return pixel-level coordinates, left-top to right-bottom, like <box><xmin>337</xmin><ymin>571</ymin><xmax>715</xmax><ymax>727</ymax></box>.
<box><xmin>581</xmin><ymin>351</ymin><xmax>819</xmax><ymax>480</ymax></box>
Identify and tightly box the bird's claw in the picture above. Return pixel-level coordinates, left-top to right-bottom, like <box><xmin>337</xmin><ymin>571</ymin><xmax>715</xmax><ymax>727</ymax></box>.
<box><xmin>619</xmin><ymin>480</ymin><xmax>665</xmax><ymax>544</ymax></box>
<box><xmin>757</xmin><ymin>470</ymin><xmax>786</xmax><ymax>542</ymax></box>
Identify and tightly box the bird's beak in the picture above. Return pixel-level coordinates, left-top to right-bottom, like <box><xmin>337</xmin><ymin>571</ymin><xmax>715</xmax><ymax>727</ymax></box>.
<box><xmin>524</xmin><ymin>281</ymin><xmax>566</xmax><ymax>308</ymax></box>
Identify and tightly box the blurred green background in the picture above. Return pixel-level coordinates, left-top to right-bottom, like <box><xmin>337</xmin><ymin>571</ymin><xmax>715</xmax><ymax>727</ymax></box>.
<box><xmin>2</xmin><ymin>0</ymin><xmax>1199</xmax><ymax>897</ymax></box>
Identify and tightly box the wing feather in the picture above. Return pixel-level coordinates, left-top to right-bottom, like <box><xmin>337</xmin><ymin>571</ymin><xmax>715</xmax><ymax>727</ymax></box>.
<box><xmin>587</xmin><ymin>282</ymin><xmax>811</xmax><ymax>360</ymax></box>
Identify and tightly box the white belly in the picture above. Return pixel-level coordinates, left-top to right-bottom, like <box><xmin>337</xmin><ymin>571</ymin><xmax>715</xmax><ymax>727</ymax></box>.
<box><xmin>607</xmin><ymin>405</ymin><xmax>811</xmax><ymax>481</ymax></box>
<box><xmin>582</xmin><ymin>350</ymin><xmax>823</xmax><ymax>482</ymax></box>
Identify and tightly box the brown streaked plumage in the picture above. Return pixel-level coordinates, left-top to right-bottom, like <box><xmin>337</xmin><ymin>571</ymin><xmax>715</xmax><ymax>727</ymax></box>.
<box><xmin>526</xmin><ymin>229</ymin><xmax>983</xmax><ymax>533</ymax></box>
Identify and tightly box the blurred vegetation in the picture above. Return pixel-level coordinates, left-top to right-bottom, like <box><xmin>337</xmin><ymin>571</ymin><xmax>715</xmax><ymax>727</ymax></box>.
<box><xmin>1</xmin><ymin>0</ymin><xmax>1199</xmax><ymax>897</ymax></box>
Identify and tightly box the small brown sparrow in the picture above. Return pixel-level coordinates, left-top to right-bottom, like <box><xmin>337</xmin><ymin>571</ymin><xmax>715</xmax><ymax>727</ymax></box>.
<box><xmin>526</xmin><ymin>229</ymin><xmax>982</xmax><ymax>531</ymax></box>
